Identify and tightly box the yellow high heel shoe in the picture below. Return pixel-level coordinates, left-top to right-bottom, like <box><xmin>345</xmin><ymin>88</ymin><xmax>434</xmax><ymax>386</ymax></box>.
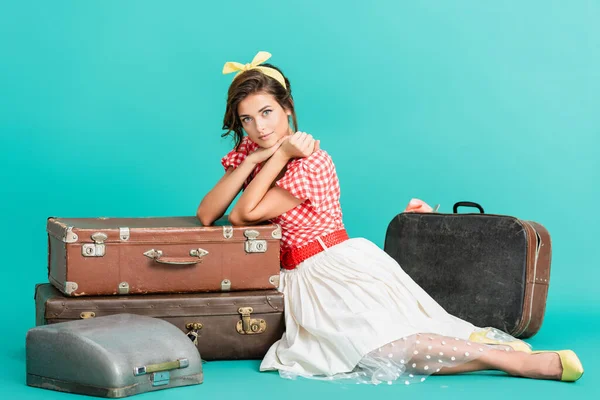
<box><xmin>531</xmin><ymin>350</ymin><xmax>584</xmax><ymax>382</ymax></box>
<box><xmin>468</xmin><ymin>328</ymin><xmax>533</xmax><ymax>353</ymax></box>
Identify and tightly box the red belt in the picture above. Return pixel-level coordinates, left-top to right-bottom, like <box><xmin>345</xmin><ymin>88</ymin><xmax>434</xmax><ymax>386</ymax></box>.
<box><xmin>280</xmin><ymin>229</ymin><xmax>349</xmax><ymax>270</ymax></box>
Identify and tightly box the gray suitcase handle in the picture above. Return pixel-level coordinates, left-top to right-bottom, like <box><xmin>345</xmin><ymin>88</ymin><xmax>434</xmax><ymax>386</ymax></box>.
<box><xmin>134</xmin><ymin>358</ymin><xmax>189</xmax><ymax>376</ymax></box>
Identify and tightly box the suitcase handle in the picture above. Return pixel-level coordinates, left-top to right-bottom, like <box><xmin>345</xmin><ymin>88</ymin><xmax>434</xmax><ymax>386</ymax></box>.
<box><xmin>134</xmin><ymin>358</ymin><xmax>189</xmax><ymax>376</ymax></box>
<box><xmin>453</xmin><ymin>201</ymin><xmax>485</xmax><ymax>214</ymax></box>
<box><xmin>143</xmin><ymin>248</ymin><xmax>209</xmax><ymax>265</ymax></box>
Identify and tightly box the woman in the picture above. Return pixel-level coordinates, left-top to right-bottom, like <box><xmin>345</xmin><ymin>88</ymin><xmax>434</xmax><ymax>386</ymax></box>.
<box><xmin>197</xmin><ymin>51</ymin><xmax>583</xmax><ymax>385</ymax></box>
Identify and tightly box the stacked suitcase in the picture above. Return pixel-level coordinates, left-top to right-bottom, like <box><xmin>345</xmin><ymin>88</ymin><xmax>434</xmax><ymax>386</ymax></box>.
<box><xmin>34</xmin><ymin>215</ymin><xmax>286</xmax><ymax>361</ymax></box>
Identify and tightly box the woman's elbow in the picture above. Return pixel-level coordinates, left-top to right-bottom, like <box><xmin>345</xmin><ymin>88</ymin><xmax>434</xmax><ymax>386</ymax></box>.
<box><xmin>228</xmin><ymin>209</ymin><xmax>246</xmax><ymax>226</ymax></box>
<box><xmin>196</xmin><ymin>207</ymin><xmax>215</xmax><ymax>226</ymax></box>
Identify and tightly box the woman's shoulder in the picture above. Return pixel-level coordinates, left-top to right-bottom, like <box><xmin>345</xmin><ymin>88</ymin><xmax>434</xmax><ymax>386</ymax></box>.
<box><xmin>237</xmin><ymin>136</ymin><xmax>258</xmax><ymax>153</ymax></box>
<box><xmin>290</xmin><ymin>149</ymin><xmax>334</xmax><ymax>173</ymax></box>
<box><xmin>221</xmin><ymin>136</ymin><xmax>259</xmax><ymax>170</ymax></box>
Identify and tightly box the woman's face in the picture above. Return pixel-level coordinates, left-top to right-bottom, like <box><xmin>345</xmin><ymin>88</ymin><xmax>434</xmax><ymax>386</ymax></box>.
<box><xmin>237</xmin><ymin>92</ymin><xmax>292</xmax><ymax>148</ymax></box>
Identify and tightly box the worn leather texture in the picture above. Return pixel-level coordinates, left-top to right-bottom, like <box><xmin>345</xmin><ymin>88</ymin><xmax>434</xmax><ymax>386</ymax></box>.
<box><xmin>35</xmin><ymin>283</ymin><xmax>285</xmax><ymax>361</ymax></box>
<box><xmin>383</xmin><ymin>211</ymin><xmax>551</xmax><ymax>338</ymax></box>
<box><xmin>46</xmin><ymin>216</ymin><xmax>282</xmax><ymax>296</ymax></box>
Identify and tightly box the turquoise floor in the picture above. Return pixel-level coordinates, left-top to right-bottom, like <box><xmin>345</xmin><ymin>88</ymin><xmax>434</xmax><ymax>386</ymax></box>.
<box><xmin>4</xmin><ymin>297</ymin><xmax>597</xmax><ymax>400</ymax></box>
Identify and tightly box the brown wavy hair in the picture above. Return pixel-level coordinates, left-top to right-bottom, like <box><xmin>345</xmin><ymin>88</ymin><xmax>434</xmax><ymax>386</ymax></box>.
<box><xmin>222</xmin><ymin>63</ymin><xmax>298</xmax><ymax>151</ymax></box>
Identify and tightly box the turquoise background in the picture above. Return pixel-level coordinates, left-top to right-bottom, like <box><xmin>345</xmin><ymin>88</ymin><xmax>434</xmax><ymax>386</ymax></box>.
<box><xmin>1</xmin><ymin>1</ymin><xmax>598</xmax><ymax>398</ymax></box>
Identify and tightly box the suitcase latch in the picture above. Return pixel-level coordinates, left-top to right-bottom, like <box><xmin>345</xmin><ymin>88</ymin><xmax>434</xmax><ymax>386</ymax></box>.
<box><xmin>186</xmin><ymin>322</ymin><xmax>203</xmax><ymax>346</ymax></box>
<box><xmin>119</xmin><ymin>227</ymin><xmax>130</xmax><ymax>241</ymax></box>
<box><xmin>236</xmin><ymin>307</ymin><xmax>266</xmax><ymax>335</ymax></box>
<box><xmin>244</xmin><ymin>230</ymin><xmax>267</xmax><ymax>253</ymax></box>
<box><xmin>82</xmin><ymin>232</ymin><xmax>108</xmax><ymax>257</ymax></box>
<box><xmin>152</xmin><ymin>372</ymin><xmax>170</xmax><ymax>386</ymax></box>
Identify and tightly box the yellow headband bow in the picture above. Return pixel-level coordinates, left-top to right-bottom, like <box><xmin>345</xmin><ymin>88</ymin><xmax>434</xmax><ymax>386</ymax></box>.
<box><xmin>222</xmin><ymin>51</ymin><xmax>287</xmax><ymax>90</ymax></box>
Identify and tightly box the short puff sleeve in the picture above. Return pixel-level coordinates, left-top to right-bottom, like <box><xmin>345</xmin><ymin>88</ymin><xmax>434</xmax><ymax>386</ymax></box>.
<box><xmin>220</xmin><ymin>137</ymin><xmax>258</xmax><ymax>171</ymax></box>
<box><xmin>276</xmin><ymin>150</ymin><xmax>335</xmax><ymax>212</ymax></box>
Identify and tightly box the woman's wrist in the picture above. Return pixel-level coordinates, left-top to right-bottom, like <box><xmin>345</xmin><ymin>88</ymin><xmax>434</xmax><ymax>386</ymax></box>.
<box><xmin>241</xmin><ymin>156</ymin><xmax>258</xmax><ymax>167</ymax></box>
<box><xmin>272</xmin><ymin>148</ymin><xmax>292</xmax><ymax>163</ymax></box>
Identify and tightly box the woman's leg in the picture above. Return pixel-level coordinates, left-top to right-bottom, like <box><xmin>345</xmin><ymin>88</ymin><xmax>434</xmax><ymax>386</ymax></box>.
<box><xmin>367</xmin><ymin>333</ymin><xmax>562</xmax><ymax>380</ymax></box>
<box><xmin>435</xmin><ymin>351</ymin><xmax>561</xmax><ymax>380</ymax></box>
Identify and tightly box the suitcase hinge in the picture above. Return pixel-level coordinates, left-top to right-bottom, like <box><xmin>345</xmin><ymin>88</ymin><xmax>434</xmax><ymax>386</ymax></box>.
<box><xmin>80</xmin><ymin>312</ymin><xmax>96</xmax><ymax>319</ymax></box>
<box><xmin>223</xmin><ymin>225</ymin><xmax>233</xmax><ymax>239</ymax></box>
<box><xmin>236</xmin><ymin>307</ymin><xmax>267</xmax><ymax>335</ymax></box>
<box><xmin>244</xmin><ymin>229</ymin><xmax>267</xmax><ymax>253</ymax></box>
<box><xmin>82</xmin><ymin>232</ymin><xmax>107</xmax><ymax>257</ymax></box>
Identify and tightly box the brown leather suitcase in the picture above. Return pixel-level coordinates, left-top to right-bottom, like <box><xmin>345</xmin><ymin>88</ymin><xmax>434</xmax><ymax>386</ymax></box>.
<box><xmin>34</xmin><ymin>283</ymin><xmax>285</xmax><ymax>361</ymax></box>
<box><xmin>383</xmin><ymin>201</ymin><xmax>551</xmax><ymax>338</ymax></box>
<box><xmin>47</xmin><ymin>216</ymin><xmax>281</xmax><ymax>296</ymax></box>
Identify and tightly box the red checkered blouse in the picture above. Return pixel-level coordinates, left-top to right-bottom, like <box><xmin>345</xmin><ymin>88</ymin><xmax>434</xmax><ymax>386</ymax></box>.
<box><xmin>221</xmin><ymin>136</ymin><xmax>345</xmax><ymax>251</ymax></box>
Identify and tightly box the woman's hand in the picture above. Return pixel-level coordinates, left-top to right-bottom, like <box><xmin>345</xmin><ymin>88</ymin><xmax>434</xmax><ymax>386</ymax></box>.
<box><xmin>404</xmin><ymin>198</ymin><xmax>435</xmax><ymax>213</ymax></box>
<box><xmin>246</xmin><ymin>137</ymin><xmax>287</xmax><ymax>165</ymax></box>
<box><xmin>279</xmin><ymin>131</ymin><xmax>320</xmax><ymax>159</ymax></box>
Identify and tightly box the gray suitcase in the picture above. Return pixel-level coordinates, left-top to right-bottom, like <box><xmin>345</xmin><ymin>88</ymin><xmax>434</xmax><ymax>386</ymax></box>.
<box><xmin>26</xmin><ymin>313</ymin><xmax>203</xmax><ymax>398</ymax></box>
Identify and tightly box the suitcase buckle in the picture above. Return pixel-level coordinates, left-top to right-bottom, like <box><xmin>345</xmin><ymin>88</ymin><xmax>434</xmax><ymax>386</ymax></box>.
<box><xmin>82</xmin><ymin>232</ymin><xmax>108</xmax><ymax>257</ymax></box>
<box><xmin>152</xmin><ymin>372</ymin><xmax>170</xmax><ymax>386</ymax></box>
<box><xmin>244</xmin><ymin>230</ymin><xmax>268</xmax><ymax>253</ymax></box>
<box><xmin>186</xmin><ymin>322</ymin><xmax>203</xmax><ymax>346</ymax></box>
<box><xmin>236</xmin><ymin>307</ymin><xmax>266</xmax><ymax>335</ymax></box>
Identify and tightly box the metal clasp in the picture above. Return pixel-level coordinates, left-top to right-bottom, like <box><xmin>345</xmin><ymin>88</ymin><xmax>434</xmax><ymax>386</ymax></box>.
<box><xmin>221</xmin><ymin>279</ymin><xmax>231</xmax><ymax>291</ymax></box>
<box><xmin>118</xmin><ymin>282</ymin><xmax>129</xmax><ymax>294</ymax></box>
<box><xmin>119</xmin><ymin>227</ymin><xmax>130</xmax><ymax>241</ymax></box>
<box><xmin>82</xmin><ymin>232</ymin><xmax>108</xmax><ymax>257</ymax></box>
<box><xmin>152</xmin><ymin>372</ymin><xmax>170</xmax><ymax>386</ymax></box>
<box><xmin>185</xmin><ymin>322</ymin><xmax>203</xmax><ymax>346</ymax></box>
<box><xmin>236</xmin><ymin>307</ymin><xmax>266</xmax><ymax>335</ymax></box>
<box><xmin>244</xmin><ymin>230</ymin><xmax>267</xmax><ymax>253</ymax></box>
<box><xmin>189</xmin><ymin>248</ymin><xmax>209</xmax><ymax>258</ymax></box>
<box><xmin>185</xmin><ymin>322</ymin><xmax>203</xmax><ymax>331</ymax></box>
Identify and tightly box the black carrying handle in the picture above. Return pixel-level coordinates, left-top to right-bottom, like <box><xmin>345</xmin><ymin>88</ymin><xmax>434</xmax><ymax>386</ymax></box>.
<box><xmin>453</xmin><ymin>201</ymin><xmax>485</xmax><ymax>214</ymax></box>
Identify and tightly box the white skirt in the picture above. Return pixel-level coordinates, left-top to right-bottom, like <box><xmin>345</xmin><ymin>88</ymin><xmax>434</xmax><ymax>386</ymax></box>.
<box><xmin>259</xmin><ymin>238</ymin><xmax>525</xmax><ymax>385</ymax></box>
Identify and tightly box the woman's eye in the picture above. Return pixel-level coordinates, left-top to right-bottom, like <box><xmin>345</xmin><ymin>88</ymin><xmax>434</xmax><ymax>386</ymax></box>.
<box><xmin>241</xmin><ymin>117</ymin><xmax>251</xmax><ymax>123</ymax></box>
<box><xmin>263</xmin><ymin>110</ymin><xmax>272</xmax><ymax>116</ymax></box>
